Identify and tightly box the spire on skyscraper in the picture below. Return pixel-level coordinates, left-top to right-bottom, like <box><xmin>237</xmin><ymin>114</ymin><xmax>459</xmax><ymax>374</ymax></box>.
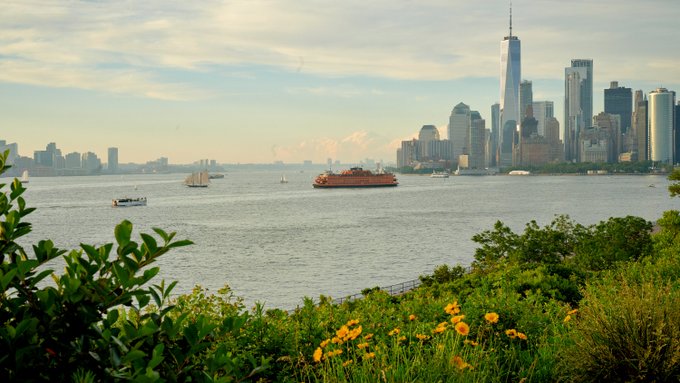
<box><xmin>509</xmin><ymin>2</ymin><xmax>513</xmax><ymax>37</ymax></box>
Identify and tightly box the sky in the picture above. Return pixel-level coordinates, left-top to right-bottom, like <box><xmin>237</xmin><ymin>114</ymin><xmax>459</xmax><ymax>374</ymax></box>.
<box><xmin>1</xmin><ymin>0</ymin><xmax>679</xmax><ymax>165</ymax></box>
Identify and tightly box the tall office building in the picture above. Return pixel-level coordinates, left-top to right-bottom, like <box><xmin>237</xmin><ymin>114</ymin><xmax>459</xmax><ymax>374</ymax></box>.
<box><xmin>564</xmin><ymin>59</ymin><xmax>593</xmax><ymax>162</ymax></box>
<box><xmin>632</xmin><ymin>90</ymin><xmax>648</xmax><ymax>161</ymax></box>
<box><xmin>490</xmin><ymin>103</ymin><xmax>500</xmax><ymax>167</ymax></box>
<box><xmin>499</xmin><ymin>6</ymin><xmax>521</xmax><ymax>167</ymax></box>
<box><xmin>520</xmin><ymin>80</ymin><xmax>533</xmax><ymax>119</ymax></box>
<box><xmin>448</xmin><ymin>102</ymin><xmax>471</xmax><ymax>163</ymax></box>
<box><xmin>469</xmin><ymin>119</ymin><xmax>486</xmax><ymax>169</ymax></box>
<box><xmin>648</xmin><ymin>88</ymin><xmax>676</xmax><ymax>164</ymax></box>
<box><xmin>676</xmin><ymin>102</ymin><xmax>680</xmax><ymax>163</ymax></box>
<box><xmin>532</xmin><ymin>101</ymin><xmax>554</xmax><ymax>137</ymax></box>
<box><xmin>418</xmin><ymin>125</ymin><xmax>440</xmax><ymax>159</ymax></box>
<box><xmin>604</xmin><ymin>81</ymin><xmax>632</xmax><ymax>134</ymax></box>
<box><xmin>108</xmin><ymin>147</ymin><xmax>119</xmax><ymax>173</ymax></box>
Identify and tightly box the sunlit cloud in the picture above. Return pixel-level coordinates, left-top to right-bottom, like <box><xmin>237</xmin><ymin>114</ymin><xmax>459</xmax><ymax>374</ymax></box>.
<box><xmin>2</xmin><ymin>0</ymin><xmax>677</xmax><ymax>100</ymax></box>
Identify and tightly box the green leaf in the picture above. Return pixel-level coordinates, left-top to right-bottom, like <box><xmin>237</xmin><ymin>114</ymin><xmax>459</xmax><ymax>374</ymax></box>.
<box><xmin>140</xmin><ymin>233</ymin><xmax>158</xmax><ymax>253</ymax></box>
<box><xmin>114</xmin><ymin>220</ymin><xmax>133</xmax><ymax>248</ymax></box>
<box><xmin>0</xmin><ymin>268</ymin><xmax>17</xmax><ymax>290</ymax></box>
<box><xmin>167</xmin><ymin>239</ymin><xmax>193</xmax><ymax>249</ymax></box>
<box><xmin>121</xmin><ymin>349</ymin><xmax>146</xmax><ymax>364</ymax></box>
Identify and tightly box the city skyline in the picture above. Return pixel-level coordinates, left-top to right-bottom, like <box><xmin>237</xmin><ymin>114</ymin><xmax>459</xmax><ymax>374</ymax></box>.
<box><xmin>2</xmin><ymin>0</ymin><xmax>679</xmax><ymax>164</ymax></box>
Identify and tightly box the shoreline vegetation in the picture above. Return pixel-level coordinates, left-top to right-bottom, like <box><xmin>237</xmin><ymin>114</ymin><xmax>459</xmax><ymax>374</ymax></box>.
<box><xmin>2</xmin><ymin>149</ymin><xmax>680</xmax><ymax>382</ymax></box>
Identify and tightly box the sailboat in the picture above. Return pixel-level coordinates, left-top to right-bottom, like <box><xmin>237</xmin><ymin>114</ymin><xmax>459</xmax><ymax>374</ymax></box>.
<box><xmin>184</xmin><ymin>171</ymin><xmax>210</xmax><ymax>187</ymax></box>
<box><xmin>20</xmin><ymin>170</ymin><xmax>29</xmax><ymax>184</ymax></box>
<box><xmin>280</xmin><ymin>174</ymin><xmax>288</xmax><ymax>184</ymax></box>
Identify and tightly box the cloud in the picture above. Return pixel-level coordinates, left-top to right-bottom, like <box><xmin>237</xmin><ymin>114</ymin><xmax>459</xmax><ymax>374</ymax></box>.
<box><xmin>272</xmin><ymin>130</ymin><xmax>399</xmax><ymax>163</ymax></box>
<box><xmin>1</xmin><ymin>0</ymin><xmax>679</xmax><ymax>100</ymax></box>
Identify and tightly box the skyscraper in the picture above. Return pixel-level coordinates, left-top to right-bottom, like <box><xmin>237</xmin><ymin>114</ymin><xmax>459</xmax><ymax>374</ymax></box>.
<box><xmin>448</xmin><ymin>102</ymin><xmax>471</xmax><ymax>163</ymax></box>
<box><xmin>499</xmin><ymin>6</ymin><xmax>521</xmax><ymax>167</ymax></box>
<box><xmin>532</xmin><ymin>101</ymin><xmax>554</xmax><ymax>137</ymax></box>
<box><xmin>564</xmin><ymin>59</ymin><xmax>593</xmax><ymax>162</ymax></box>
<box><xmin>604</xmin><ymin>81</ymin><xmax>632</xmax><ymax>134</ymax></box>
<box><xmin>490</xmin><ymin>103</ymin><xmax>500</xmax><ymax>167</ymax></box>
<box><xmin>633</xmin><ymin>90</ymin><xmax>648</xmax><ymax>161</ymax></box>
<box><xmin>648</xmin><ymin>88</ymin><xmax>675</xmax><ymax>164</ymax></box>
<box><xmin>520</xmin><ymin>80</ymin><xmax>533</xmax><ymax>119</ymax></box>
<box><xmin>108</xmin><ymin>147</ymin><xmax>119</xmax><ymax>174</ymax></box>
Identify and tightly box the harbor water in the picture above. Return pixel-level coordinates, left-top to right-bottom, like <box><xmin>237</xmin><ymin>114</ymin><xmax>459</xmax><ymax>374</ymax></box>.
<box><xmin>13</xmin><ymin>169</ymin><xmax>675</xmax><ymax>309</ymax></box>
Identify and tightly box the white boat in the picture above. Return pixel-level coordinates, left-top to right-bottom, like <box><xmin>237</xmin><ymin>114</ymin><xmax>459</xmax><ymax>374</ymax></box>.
<box><xmin>112</xmin><ymin>197</ymin><xmax>147</xmax><ymax>207</ymax></box>
<box><xmin>21</xmin><ymin>170</ymin><xmax>29</xmax><ymax>184</ymax></box>
<box><xmin>280</xmin><ymin>175</ymin><xmax>288</xmax><ymax>183</ymax></box>
<box><xmin>508</xmin><ymin>170</ymin><xmax>531</xmax><ymax>175</ymax></box>
<box><xmin>185</xmin><ymin>171</ymin><xmax>210</xmax><ymax>187</ymax></box>
<box><xmin>430</xmin><ymin>170</ymin><xmax>449</xmax><ymax>178</ymax></box>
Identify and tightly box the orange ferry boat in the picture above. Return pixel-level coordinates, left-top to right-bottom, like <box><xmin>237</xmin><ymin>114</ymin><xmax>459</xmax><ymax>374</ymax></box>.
<box><xmin>313</xmin><ymin>167</ymin><xmax>398</xmax><ymax>188</ymax></box>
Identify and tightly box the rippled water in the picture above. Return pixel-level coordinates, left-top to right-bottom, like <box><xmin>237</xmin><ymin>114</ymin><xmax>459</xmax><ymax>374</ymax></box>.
<box><xmin>14</xmin><ymin>169</ymin><xmax>674</xmax><ymax>309</ymax></box>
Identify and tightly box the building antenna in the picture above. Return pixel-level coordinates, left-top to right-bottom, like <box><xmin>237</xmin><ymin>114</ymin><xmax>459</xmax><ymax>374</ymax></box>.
<box><xmin>509</xmin><ymin>1</ymin><xmax>513</xmax><ymax>37</ymax></box>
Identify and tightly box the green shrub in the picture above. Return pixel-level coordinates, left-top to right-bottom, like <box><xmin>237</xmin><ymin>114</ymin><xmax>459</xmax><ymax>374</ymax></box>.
<box><xmin>557</xmin><ymin>279</ymin><xmax>680</xmax><ymax>382</ymax></box>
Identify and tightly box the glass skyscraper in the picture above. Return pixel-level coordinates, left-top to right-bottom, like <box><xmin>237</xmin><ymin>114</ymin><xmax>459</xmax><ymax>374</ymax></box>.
<box><xmin>564</xmin><ymin>59</ymin><xmax>593</xmax><ymax>162</ymax></box>
<box><xmin>648</xmin><ymin>88</ymin><xmax>675</xmax><ymax>164</ymax></box>
<box><xmin>499</xmin><ymin>8</ymin><xmax>521</xmax><ymax>167</ymax></box>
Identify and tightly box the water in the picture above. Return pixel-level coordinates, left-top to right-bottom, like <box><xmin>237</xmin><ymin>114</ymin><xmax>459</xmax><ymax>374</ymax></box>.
<box><xmin>12</xmin><ymin>170</ymin><xmax>675</xmax><ymax>309</ymax></box>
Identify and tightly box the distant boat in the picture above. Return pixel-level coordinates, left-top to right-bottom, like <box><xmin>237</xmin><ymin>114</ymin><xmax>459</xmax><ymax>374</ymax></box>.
<box><xmin>280</xmin><ymin>174</ymin><xmax>288</xmax><ymax>183</ymax></box>
<box><xmin>185</xmin><ymin>171</ymin><xmax>210</xmax><ymax>187</ymax></box>
<box><xmin>508</xmin><ymin>170</ymin><xmax>531</xmax><ymax>175</ymax></box>
<box><xmin>20</xmin><ymin>170</ymin><xmax>29</xmax><ymax>184</ymax></box>
<box><xmin>112</xmin><ymin>197</ymin><xmax>147</xmax><ymax>207</ymax></box>
<box><xmin>209</xmin><ymin>173</ymin><xmax>225</xmax><ymax>179</ymax></box>
<box><xmin>430</xmin><ymin>170</ymin><xmax>449</xmax><ymax>178</ymax></box>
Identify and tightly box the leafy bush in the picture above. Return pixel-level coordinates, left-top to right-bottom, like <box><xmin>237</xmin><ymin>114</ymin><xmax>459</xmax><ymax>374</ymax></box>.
<box><xmin>0</xmin><ymin>151</ymin><xmax>268</xmax><ymax>382</ymax></box>
<box><xmin>557</xmin><ymin>279</ymin><xmax>680</xmax><ymax>382</ymax></box>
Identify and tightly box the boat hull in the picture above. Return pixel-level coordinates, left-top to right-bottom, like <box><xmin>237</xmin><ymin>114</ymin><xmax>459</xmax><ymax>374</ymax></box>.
<box><xmin>112</xmin><ymin>198</ymin><xmax>147</xmax><ymax>207</ymax></box>
<box><xmin>313</xmin><ymin>183</ymin><xmax>398</xmax><ymax>188</ymax></box>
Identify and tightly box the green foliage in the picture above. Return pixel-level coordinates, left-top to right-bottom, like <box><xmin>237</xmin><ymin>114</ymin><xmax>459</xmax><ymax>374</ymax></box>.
<box><xmin>419</xmin><ymin>264</ymin><xmax>467</xmax><ymax>286</ymax></box>
<box><xmin>558</xmin><ymin>279</ymin><xmax>680</xmax><ymax>382</ymax></box>
<box><xmin>0</xmin><ymin>151</ymin><xmax>268</xmax><ymax>382</ymax></box>
<box><xmin>668</xmin><ymin>167</ymin><xmax>680</xmax><ymax>197</ymax></box>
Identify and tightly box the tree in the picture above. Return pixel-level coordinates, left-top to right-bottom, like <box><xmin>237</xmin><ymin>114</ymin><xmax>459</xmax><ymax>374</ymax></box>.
<box><xmin>668</xmin><ymin>167</ymin><xmax>680</xmax><ymax>197</ymax></box>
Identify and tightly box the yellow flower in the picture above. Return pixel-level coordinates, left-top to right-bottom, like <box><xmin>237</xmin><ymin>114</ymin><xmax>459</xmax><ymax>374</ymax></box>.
<box><xmin>451</xmin><ymin>315</ymin><xmax>465</xmax><ymax>324</ymax></box>
<box><xmin>388</xmin><ymin>328</ymin><xmax>401</xmax><ymax>336</ymax></box>
<box><xmin>409</xmin><ymin>314</ymin><xmax>416</xmax><ymax>321</ymax></box>
<box><xmin>517</xmin><ymin>332</ymin><xmax>528</xmax><ymax>340</ymax></box>
<box><xmin>564</xmin><ymin>315</ymin><xmax>572</xmax><ymax>323</ymax></box>
<box><xmin>398</xmin><ymin>336</ymin><xmax>406</xmax><ymax>342</ymax></box>
<box><xmin>506</xmin><ymin>329</ymin><xmax>517</xmax><ymax>338</ymax></box>
<box><xmin>357</xmin><ymin>342</ymin><xmax>369</xmax><ymax>349</ymax></box>
<box><xmin>333</xmin><ymin>349</ymin><xmax>343</xmax><ymax>356</ymax></box>
<box><xmin>320</xmin><ymin>339</ymin><xmax>330</xmax><ymax>348</ymax></box>
<box><xmin>433</xmin><ymin>326</ymin><xmax>446</xmax><ymax>334</ymax></box>
<box><xmin>346</xmin><ymin>319</ymin><xmax>360</xmax><ymax>327</ymax></box>
<box><xmin>444</xmin><ymin>301</ymin><xmax>461</xmax><ymax>315</ymax></box>
<box><xmin>336</xmin><ymin>325</ymin><xmax>349</xmax><ymax>339</ymax></box>
<box><xmin>331</xmin><ymin>336</ymin><xmax>343</xmax><ymax>345</ymax></box>
<box><xmin>416</xmin><ymin>334</ymin><xmax>430</xmax><ymax>341</ymax></box>
<box><xmin>364</xmin><ymin>333</ymin><xmax>374</xmax><ymax>340</ymax></box>
<box><xmin>342</xmin><ymin>359</ymin><xmax>353</xmax><ymax>367</ymax></box>
<box><xmin>567</xmin><ymin>308</ymin><xmax>579</xmax><ymax>315</ymax></box>
<box><xmin>464</xmin><ymin>339</ymin><xmax>479</xmax><ymax>346</ymax></box>
<box><xmin>364</xmin><ymin>352</ymin><xmax>376</xmax><ymax>359</ymax></box>
<box><xmin>437</xmin><ymin>344</ymin><xmax>444</xmax><ymax>350</ymax></box>
<box><xmin>455</xmin><ymin>322</ymin><xmax>470</xmax><ymax>336</ymax></box>
<box><xmin>484</xmin><ymin>312</ymin><xmax>499</xmax><ymax>324</ymax></box>
<box><xmin>347</xmin><ymin>326</ymin><xmax>363</xmax><ymax>340</ymax></box>
<box><xmin>313</xmin><ymin>347</ymin><xmax>322</xmax><ymax>362</ymax></box>
<box><xmin>450</xmin><ymin>355</ymin><xmax>472</xmax><ymax>370</ymax></box>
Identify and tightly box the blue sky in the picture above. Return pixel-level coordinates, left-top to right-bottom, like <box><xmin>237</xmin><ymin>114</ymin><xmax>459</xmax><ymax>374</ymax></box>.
<box><xmin>1</xmin><ymin>0</ymin><xmax>679</xmax><ymax>164</ymax></box>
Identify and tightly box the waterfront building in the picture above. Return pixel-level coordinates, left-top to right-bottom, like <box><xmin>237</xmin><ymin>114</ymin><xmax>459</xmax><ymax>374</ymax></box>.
<box><xmin>65</xmin><ymin>152</ymin><xmax>82</xmax><ymax>169</ymax></box>
<box><xmin>580</xmin><ymin>127</ymin><xmax>610</xmax><ymax>163</ymax></box>
<box><xmin>564</xmin><ymin>59</ymin><xmax>593</xmax><ymax>162</ymax></box>
<box><xmin>448</xmin><ymin>102</ymin><xmax>471</xmax><ymax>163</ymax></box>
<box><xmin>604</xmin><ymin>81</ymin><xmax>632</xmax><ymax>134</ymax></box>
<box><xmin>520</xmin><ymin>80</ymin><xmax>533</xmax><ymax>119</ymax></box>
<box><xmin>633</xmin><ymin>90</ymin><xmax>648</xmax><ymax>161</ymax></box>
<box><xmin>469</xmin><ymin>119</ymin><xmax>486</xmax><ymax>169</ymax></box>
<box><xmin>108</xmin><ymin>147</ymin><xmax>119</xmax><ymax>173</ymax></box>
<box><xmin>648</xmin><ymin>88</ymin><xmax>676</xmax><ymax>164</ymax></box>
<box><xmin>545</xmin><ymin>117</ymin><xmax>564</xmax><ymax>162</ymax></box>
<box><xmin>592</xmin><ymin>112</ymin><xmax>622</xmax><ymax>163</ymax></box>
<box><xmin>490</xmin><ymin>103</ymin><xmax>500</xmax><ymax>167</ymax></box>
<box><xmin>532</xmin><ymin>101</ymin><xmax>554</xmax><ymax>137</ymax></box>
<box><xmin>418</xmin><ymin>125</ymin><xmax>440</xmax><ymax>159</ymax></box>
<box><xmin>499</xmin><ymin>5</ymin><xmax>521</xmax><ymax>167</ymax></box>
<box><xmin>398</xmin><ymin>139</ymin><xmax>418</xmax><ymax>168</ymax></box>
<box><xmin>82</xmin><ymin>152</ymin><xmax>102</xmax><ymax>173</ymax></box>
